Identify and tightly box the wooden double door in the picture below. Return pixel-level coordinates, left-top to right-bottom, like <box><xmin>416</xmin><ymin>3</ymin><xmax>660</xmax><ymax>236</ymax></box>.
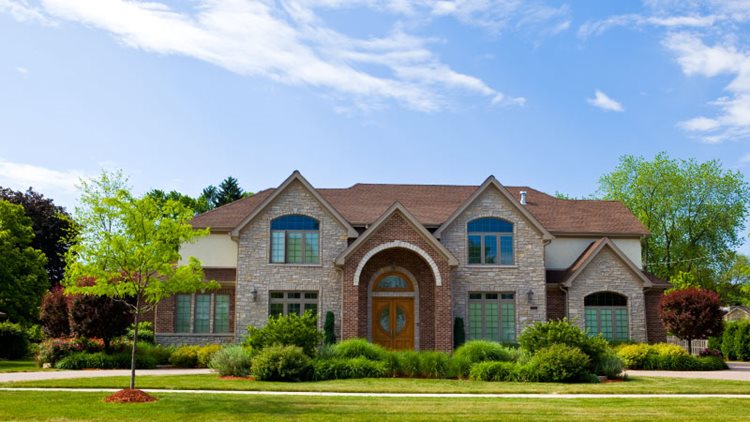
<box><xmin>372</xmin><ymin>297</ymin><xmax>415</xmax><ymax>350</ymax></box>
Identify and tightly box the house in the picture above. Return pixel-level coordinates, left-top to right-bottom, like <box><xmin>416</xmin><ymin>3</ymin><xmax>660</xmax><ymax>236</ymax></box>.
<box><xmin>151</xmin><ymin>171</ymin><xmax>670</xmax><ymax>352</ymax></box>
<box><xmin>725</xmin><ymin>306</ymin><xmax>750</xmax><ymax>321</ymax></box>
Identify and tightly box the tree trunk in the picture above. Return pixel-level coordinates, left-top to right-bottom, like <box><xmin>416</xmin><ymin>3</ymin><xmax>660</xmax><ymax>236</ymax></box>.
<box><xmin>130</xmin><ymin>293</ymin><xmax>141</xmax><ymax>390</ymax></box>
<box><xmin>687</xmin><ymin>337</ymin><xmax>693</xmax><ymax>355</ymax></box>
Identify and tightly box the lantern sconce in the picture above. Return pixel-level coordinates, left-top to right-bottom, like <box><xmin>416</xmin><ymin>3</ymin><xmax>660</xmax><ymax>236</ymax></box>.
<box><xmin>251</xmin><ymin>287</ymin><xmax>258</xmax><ymax>302</ymax></box>
<box><xmin>526</xmin><ymin>289</ymin><xmax>534</xmax><ymax>304</ymax></box>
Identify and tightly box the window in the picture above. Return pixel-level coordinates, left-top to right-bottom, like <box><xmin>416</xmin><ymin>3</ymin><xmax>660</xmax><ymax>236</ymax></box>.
<box><xmin>467</xmin><ymin>218</ymin><xmax>513</xmax><ymax>265</ymax></box>
<box><xmin>584</xmin><ymin>292</ymin><xmax>629</xmax><ymax>341</ymax></box>
<box><xmin>269</xmin><ymin>291</ymin><xmax>319</xmax><ymax>317</ymax></box>
<box><xmin>468</xmin><ymin>292</ymin><xmax>516</xmax><ymax>342</ymax></box>
<box><xmin>270</xmin><ymin>215</ymin><xmax>320</xmax><ymax>264</ymax></box>
<box><xmin>173</xmin><ymin>293</ymin><xmax>231</xmax><ymax>334</ymax></box>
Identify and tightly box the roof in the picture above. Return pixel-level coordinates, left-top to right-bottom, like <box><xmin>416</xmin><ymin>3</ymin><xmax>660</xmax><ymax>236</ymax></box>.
<box><xmin>191</xmin><ymin>181</ymin><xmax>649</xmax><ymax>236</ymax></box>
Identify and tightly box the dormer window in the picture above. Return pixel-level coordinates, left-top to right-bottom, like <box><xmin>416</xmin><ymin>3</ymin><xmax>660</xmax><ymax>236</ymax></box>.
<box><xmin>270</xmin><ymin>215</ymin><xmax>320</xmax><ymax>264</ymax></box>
<box><xmin>467</xmin><ymin>217</ymin><xmax>514</xmax><ymax>265</ymax></box>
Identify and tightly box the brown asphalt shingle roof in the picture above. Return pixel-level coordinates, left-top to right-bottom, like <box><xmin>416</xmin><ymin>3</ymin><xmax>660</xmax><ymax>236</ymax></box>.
<box><xmin>192</xmin><ymin>183</ymin><xmax>649</xmax><ymax>236</ymax></box>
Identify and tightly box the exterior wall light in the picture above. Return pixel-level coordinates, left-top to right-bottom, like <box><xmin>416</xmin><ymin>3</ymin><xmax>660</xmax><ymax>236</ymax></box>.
<box><xmin>251</xmin><ymin>287</ymin><xmax>258</xmax><ymax>302</ymax></box>
<box><xmin>526</xmin><ymin>289</ymin><xmax>534</xmax><ymax>304</ymax></box>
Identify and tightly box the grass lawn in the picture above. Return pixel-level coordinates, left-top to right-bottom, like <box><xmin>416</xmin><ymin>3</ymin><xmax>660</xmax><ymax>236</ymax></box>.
<box><xmin>0</xmin><ymin>360</ymin><xmax>47</xmax><ymax>373</ymax></box>
<box><xmin>2</xmin><ymin>374</ymin><xmax>750</xmax><ymax>394</ymax></box>
<box><xmin>0</xmin><ymin>390</ymin><xmax>747</xmax><ymax>421</ymax></box>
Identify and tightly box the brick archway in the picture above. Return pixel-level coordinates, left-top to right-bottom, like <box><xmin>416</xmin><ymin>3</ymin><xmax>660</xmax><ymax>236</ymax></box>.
<box><xmin>353</xmin><ymin>241</ymin><xmax>442</xmax><ymax>287</ymax></box>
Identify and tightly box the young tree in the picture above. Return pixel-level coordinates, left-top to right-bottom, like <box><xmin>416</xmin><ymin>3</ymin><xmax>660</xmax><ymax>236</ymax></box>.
<box><xmin>39</xmin><ymin>286</ymin><xmax>71</xmax><ymax>338</ymax></box>
<box><xmin>659</xmin><ymin>287</ymin><xmax>724</xmax><ymax>354</ymax></box>
<box><xmin>0</xmin><ymin>200</ymin><xmax>48</xmax><ymax>324</ymax></box>
<box><xmin>599</xmin><ymin>153</ymin><xmax>750</xmax><ymax>286</ymax></box>
<box><xmin>69</xmin><ymin>293</ymin><xmax>132</xmax><ymax>352</ymax></box>
<box><xmin>0</xmin><ymin>187</ymin><xmax>77</xmax><ymax>286</ymax></box>
<box><xmin>64</xmin><ymin>171</ymin><xmax>217</xmax><ymax>390</ymax></box>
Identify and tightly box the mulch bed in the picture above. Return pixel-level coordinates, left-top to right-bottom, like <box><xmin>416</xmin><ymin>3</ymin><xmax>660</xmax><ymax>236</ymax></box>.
<box><xmin>220</xmin><ymin>375</ymin><xmax>256</xmax><ymax>381</ymax></box>
<box><xmin>104</xmin><ymin>389</ymin><xmax>158</xmax><ymax>403</ymax></box>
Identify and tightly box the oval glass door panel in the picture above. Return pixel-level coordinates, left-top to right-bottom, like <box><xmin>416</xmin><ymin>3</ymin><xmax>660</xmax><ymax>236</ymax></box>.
<box><xmin>379</xmin><ymin>306</ymin><xmax>391</xmax><ymax>334</ymax></box>
<box><xmin>395</xmin><ymin>305</ymin><xmax>406</xmax><ymax>334</ymax></box>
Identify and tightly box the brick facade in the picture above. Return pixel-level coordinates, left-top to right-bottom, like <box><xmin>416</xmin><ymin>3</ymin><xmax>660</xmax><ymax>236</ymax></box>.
<box><xmin>545</xmin><ymin>286</ymin><xmax>566</xmax><ymax>320</ymax></box>
<box><xmin>645</xmin><ymin>289</ymin><xmax>667</xmax><ymax>343</ymax></box>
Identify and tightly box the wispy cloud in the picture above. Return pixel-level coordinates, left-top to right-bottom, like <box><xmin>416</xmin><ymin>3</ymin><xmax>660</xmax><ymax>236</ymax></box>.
<box><xmin>0</xmin><ymin>0</ymin><xmax>563</xmax><ymax>112</ymax></box>
<box><xmin>0</xmin><ymin>0</ymin><xmax>55</xmax><ymax>25</ymax></box>
<box><xmin>587</xmin><ymin>90</ymin><xmax>624</xmax><ymax>112</ymax></box>
<box><xmin>0</xmin><ymin>159</ymin><xmax>88</xmax><ymax>209</ymax></box>
<box><xmin>578</xmin><ymin>14</ymin><xmax>715</xmax><ymax>39</ymax></box>
<box><xmin>15</xmin><ymin>66</ymin><xmax>29</xmax><ymax>75</ymax></box>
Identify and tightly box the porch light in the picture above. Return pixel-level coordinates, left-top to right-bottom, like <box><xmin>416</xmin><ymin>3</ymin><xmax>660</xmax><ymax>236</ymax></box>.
<box><xmin>251</xmin><ymin>287</ymin><xmax>258</xmax><ymax>302</ymax></box>
<box><xmin>526</xmin><ymin>289</ymin><xmax>534</xmax><ymax>304</ymax></box>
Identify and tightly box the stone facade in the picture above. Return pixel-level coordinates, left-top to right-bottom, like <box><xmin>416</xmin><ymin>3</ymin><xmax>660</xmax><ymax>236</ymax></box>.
<box><xmin>440</xmin><ymin>186</ymin><xmax>548</xmax><ymax>338</ymax></box>
<box><xmin>567</xmin><ymin>248</ymin><xmax>648</xmax><ymax>342</ymax></box>
<box><xmin>235</xmin><ymin>180</ymin><xmax>349</xmax><ymax>340</ymax></box>
<box><xmin>154</xmin><ymin>284</ymin><xmax>236</xmax><ymax>346</ymax></box>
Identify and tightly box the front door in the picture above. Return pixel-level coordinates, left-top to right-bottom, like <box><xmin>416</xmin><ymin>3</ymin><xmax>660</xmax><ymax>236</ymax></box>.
<box><xmin>372</xmin><ymin>297</ymin><xmax>414</xmax><ymax>350</ymax></box>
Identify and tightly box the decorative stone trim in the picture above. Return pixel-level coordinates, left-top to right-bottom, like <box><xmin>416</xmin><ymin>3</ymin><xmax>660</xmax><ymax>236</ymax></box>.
<box><xmin>353</xmin><ymin>241</ymin><xmax>442</xmax><ymax>286</ymax></box>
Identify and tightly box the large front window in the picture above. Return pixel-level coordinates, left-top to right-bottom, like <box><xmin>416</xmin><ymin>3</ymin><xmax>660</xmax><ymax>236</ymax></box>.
<box><xmin>467</xmin><ymin>217</ymin><xmax>513</xmax><ymax>265</ymax></box>
<box><xmin>271</xmin><ymin>215</ymin><xmax>320</xmax><ymax>264</ymax></box>
<box><xmin>174</xmin><ymin>293</ymin><xmax>231</xmax><ymax>334</ymax></box>
<box><xmin>269</xmin><ymin>291</ymin><xmax>319</xmax><ymax>317</ymax></box>
<box><xmin>584</xmin><ymin>292</ymin><xmax>629</xmax><ymax>341</ymax></box>
<box><xmin>468</xmin><ymin>292</ymin><xmax>516</xmax><ymax>342</ymax></box>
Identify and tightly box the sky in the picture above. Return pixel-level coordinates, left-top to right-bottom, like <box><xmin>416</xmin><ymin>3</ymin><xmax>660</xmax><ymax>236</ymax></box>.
<box><xmin>2</xmin><ymin>0</ymin><xmax>750</xmax><ymax>250</ymax></box>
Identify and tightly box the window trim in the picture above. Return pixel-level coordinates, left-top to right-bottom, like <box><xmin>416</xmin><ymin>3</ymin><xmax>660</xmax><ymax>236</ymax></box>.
<box><xmin>466</xmin><ymin>218</ymin><xmax>515</xmax><ymax>266</ymax></box>
<box><xmin>467</xmin><ymin>292</ymin><xmax>516</xmax><ymax>342</ymax></box>
<box><xmin>269</xmin><ymin>215</ymin><xmax>321</xmax><ymax>265</ymax></box>
<box><xmin>268</xmin><ymin>290</ymin><xmax>319</xmax><ymax>318</ymax></box>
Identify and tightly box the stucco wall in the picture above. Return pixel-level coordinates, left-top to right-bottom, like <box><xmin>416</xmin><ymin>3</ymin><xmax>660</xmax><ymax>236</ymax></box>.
<box><xmin>441</xmin><ymin>186</ymin><xmax>547</xmax><ymax>338</ymax></box>
<box><xmin>545</xmin><ymin>237</ymin><xmax>642</xmax><ymax>269</ymax></box>
<box><xmin>567</xmin><ymin>248</ymin><xmax>647</xmax><ymax>342</ymax></box>
<box><xmin>179</xmin><ymin>234</ymin><xmax>238</xmax><ymax>268</ymax></box>
<box><xmin>235</xmin><ymin>180</ymin><xmax>349</xmax><ymax>340</ymax></box>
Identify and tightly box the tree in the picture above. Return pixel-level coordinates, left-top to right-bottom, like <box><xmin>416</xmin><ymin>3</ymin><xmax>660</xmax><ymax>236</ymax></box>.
<box><xmin>659</xmin><ymin>287</ymin><xmax>724</xmax><ymax>354</ymax></box>
<box><xmin>718</xmin><ymin>254</ymin><xmax>750</xmax><ymax>306</ymax></box>
<box><xmin>0</xmin><ymin>187</ymin><xmax>77</xmax><ymax>286</ymax></box>
<box><xmin>39</xmin><ymin>286</ymin><xmax>71</xmax><ymax>338</ymax></box>
<box><xmin>69</xmin><ymin>293</ymin><xmax>132</xmax><ymax>352</ymax></box>
<box><xmin>599</xmin><ymin>152</ymin><xmax>750</xmax><ymax>286</ymax></box>
<box><xmin>64</xmin><ymin>171</ymin><xmax>217</xmax><ymax>390</ymax></box>
<box><xmin>0</xmin><ymin>200</ymin><xmax>48</xmax><ymax>324</ymax></box>
<box><xmin>198</xmin><ymin>185</ymin><xmax>219</xmax><ymax>211</ymax></box>
<box><xmin>215</xmin><ymin>176</ymin><xmax>245</xmax><ymax>207</ymax></box>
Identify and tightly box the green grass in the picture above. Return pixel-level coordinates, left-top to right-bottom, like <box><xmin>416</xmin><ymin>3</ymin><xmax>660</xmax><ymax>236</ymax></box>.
<box><xmin>0</xmin><ymin>391</ymin><xmax>747</xmax><ymax>421</ymax></box>
<box><xmin>0</xmin><ymin>360</ymin><xmax>47</xmax><ymax>373</ymax></box>
<box><xmin>2</xmin><ymin>374</ymin><xmax>750</xmax><ymax>394</ymax></box>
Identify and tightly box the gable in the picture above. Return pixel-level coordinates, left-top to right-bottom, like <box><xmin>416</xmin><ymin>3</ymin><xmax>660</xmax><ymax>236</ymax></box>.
<box><xmin>562</xmin><ymin>238</ymin><xmax>652</xmax><ymax>288</ymax></box>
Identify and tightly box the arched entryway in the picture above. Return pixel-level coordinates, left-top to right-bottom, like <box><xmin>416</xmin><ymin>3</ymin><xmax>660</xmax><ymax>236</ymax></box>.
<box><xmin>369</xmin><ymin>270</ymin><xmax>417</xmax><ymax>350</ymax></box>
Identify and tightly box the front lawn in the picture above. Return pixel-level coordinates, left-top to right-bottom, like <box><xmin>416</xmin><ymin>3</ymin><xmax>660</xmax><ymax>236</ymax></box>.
<box><xmin>0</xmin><ymin>360</ymin><xmax>47</xmax><ymax>373</ymax></box>
<box><xmin>0</xmin><ymin>390</ymin><xmax>747</xmax><ymax>421</ymax></box>
<box><xmin>2</xmin><ymin>374</ymin><xmax>750</xmax><ymax>394</ymax></box>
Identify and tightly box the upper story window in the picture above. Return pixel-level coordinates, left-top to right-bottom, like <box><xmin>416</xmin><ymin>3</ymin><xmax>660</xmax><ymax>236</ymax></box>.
<box><xmin>270</xmin><ymin>215</ymin><xmax>320</xmax><ymax>264</ymax></box>
<box><xmin>467</xmin><ymin>217</ymin><xmax>514</xmax><ymax>265</ymax></box>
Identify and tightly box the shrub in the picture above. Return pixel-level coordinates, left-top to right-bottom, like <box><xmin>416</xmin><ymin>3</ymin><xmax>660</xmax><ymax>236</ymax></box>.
<box><xmin>0</xmin><ymin>322</ymin><xmax>29</xmax><ymax>359</ymax></box>
<box><xmin>209</xmin><ymin>345</ymin><xmax>253</xmax><ymax>377</ymax></box>
<box><xmin>469</xmin><ymin>361</ymin><xmax>517</xmax><ymax>382</ymax></box>
<box><xmin>696</xmin><ymin>356</ymin><xmax>728</xmax><ymax>370</ymax></box>
<box><xmin>418</xmin><ymin>351</ymin><xmax>454</xmax><ymax>379</ymax></box>
<box><xmin>323</xmin><ymin>311</ymin><xmax>336</xmax><ymax>345</ymax></box>
<box><xmin>659</xmin><ymin>288</ymin><xmax>724</xmax><ymax>355</ymax></box>
<box><xmin>518</xmin><ymin>319</ymin><xmax>609</xmax><ymax>373</ymax></box>
<box><xmin>125</xmin><ymin>322</ymin><xmax>155</xmax><ymax>344</ymax></box>
<box><xmin>707</xmin><ymin>335</ymin><xmax>722</xmax><ymax>352</ymax></box>
<box><xmin>251</xmin><ymin>345</ymin><xmax>312</xmax><ymax>382</ymax></box>
<box><xmin>721</xmin><ymin>321</ymin><xmax>740</xmax><ymax>360</ymax></box>
<box><xmin>197</xmin><ymin>344</ymin><xmax>223</xmax><ymax>368</ymax></box>
<box><xmin>594</xmin><ymin>349</ymin><xmax>624</xmax><ymax>379</ymax></box>
<box><xmin>55</xmin><ymin>351</ymin><xmax>157</xmax><ymax>369</ymax></box>
<box><xmin>69</xmin><ymin>294</ymin><xmax>132</xmax><ymax>352</ymax></box>
<box><xmin>36</xmin><ymin>337</ymin><xmax>104</xmax><ymax>366</ymax></box>
<box><xmin>734</xmin><ymin>321</ymin><xmax>750</xmax><ymax>361</ymax></box>
<box><xmin>453</xmin><ymin>317</ymin><xmax>465</xmax><ymax>349</ymax></box>
<box><xmin>616</xmin><ymin>343</ymin><xmax>656</xmax><ymax>369</ymax></box>
<box><xmin>699</xmin><ymin>348</ymin><xmax>723</xmax><ymax>358</ymax></box>
<box><xmin>169</xmin><ymin>345</ymin><xmax>200</xmax><ymax>368</ymax></box>
<box><xmin>331</xmin><ymin>338</ymin><xmax>388</xmax><ymax>361</ymax></box>
<box><xmin>526</xmin><ymin>344</ymin><xmax>590</xmax><ymax>383</ymax></box>
<box><xmin>452</xmin><ymin>340</ymin><xmax>515</xmax><ymax>377</ymax></box>
<box><xmin>313</xmin><ymin>357</ymin><xmax>387</xmax><ymax>380</ymax></box>
<box><xmin>39</xmin><ymin>287</ymin><xmax>70</xmax><ymax>339</ymax></box>
<box><xmin>390</xmin><ymin>351</ymin><xmax>421</xmax><ymax>378</ymax></box>
<box><xmin>137</xmin><ymin>342</ymin><xmax>173</xmax><ymax>365</ymax></box>
<box><xmin>244</xmin><ymin>311</ymin><xmax>322</xmax><ymax>357</ymax></box>
<box><xmin>616</xmin><ymin>342</ymin><xmax>726</xmax><ymax>371</ymax></box>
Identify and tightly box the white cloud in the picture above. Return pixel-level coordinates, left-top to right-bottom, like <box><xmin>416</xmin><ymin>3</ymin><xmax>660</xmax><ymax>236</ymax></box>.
<box><xmin>0</xmin><ymin>159</ymin><xmax>88</xmax><ymax>209</ymax></box>
<box><xmin>0</xmin><ymin>0</ymin><xmax>55</xmax><ymax>25</ymax></box>
<box><xmin>739</xmin><ymin>153</ymin><xmax>750</xmax><ymax>164</ymax></box>
<box><xmin>15</xmin><ymin>66</ymin><xmax>29</xmax><ymax>74</ymax></box>
<box><xmin>578</xmin><ymin>14</ymin><xmax>715</xmax><ymax>38</ymax></box>
<box><xmin>587</xmin><ymin>90</ymin><xmax>624</xmax><ymax>112</ymax></box>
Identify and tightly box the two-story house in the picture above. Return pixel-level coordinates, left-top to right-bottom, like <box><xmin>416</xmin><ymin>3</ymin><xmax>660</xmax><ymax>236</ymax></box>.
<box><xmin>152</xmin><ymin>171</ymin><xmax>669</xmax><ymax>352</ymax></box>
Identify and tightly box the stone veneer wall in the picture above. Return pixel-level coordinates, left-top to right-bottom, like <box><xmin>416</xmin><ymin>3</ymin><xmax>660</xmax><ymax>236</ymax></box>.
<box><xmin>567</xmin><ymin>248</ymin><xmax>647</xmax><ymax>342</ymax></box>
<box><xmin>545</xmin><ymin>286</ymin><xmax>566</xmax><ymax>320</ymax></box>
<box><xmin>235</xmin><ymin>180</ymin><xmax>349</xmax><ymax>340</ymax></box>
<box><xmin>341</xmin><ymin>212</ymin><xmax>453</xmax><ymax>352</ymax></box>
<box><xmin>440</xmin><ymin>187</ymin><xmax>547</xmax><ymax>338</ymax></box>
<box><xmin>645</xmin><ymin>289</ymin><xmax>667</xmax><ymax>343</ymax></box>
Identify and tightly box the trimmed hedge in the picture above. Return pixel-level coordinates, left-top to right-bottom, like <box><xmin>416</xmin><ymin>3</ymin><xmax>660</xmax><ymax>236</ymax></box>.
<box><xmin>245</xmin><ymin>311</ymin><xmax>322</xmax><ymax>357</ymax></box>
<box><xmin>0</xmin><ymin>322</ymin><xmax>29</xmax><ymax>359</ymax></box>
<box><xmin>55</xmin><ymin>351</ymin><xmax>157</xmax><ymax>369</ymax></box>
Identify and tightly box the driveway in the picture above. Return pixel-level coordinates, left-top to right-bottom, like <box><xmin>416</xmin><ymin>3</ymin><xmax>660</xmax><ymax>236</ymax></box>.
<box><xmin>0</xmin><ymin>368</ymin><xmax>212</xmax><ymax>383</ymax></box>
<box><xmin>626</xmin><ymin>362</ymin><xmax>750</xmax><ymax>381</ymax></box>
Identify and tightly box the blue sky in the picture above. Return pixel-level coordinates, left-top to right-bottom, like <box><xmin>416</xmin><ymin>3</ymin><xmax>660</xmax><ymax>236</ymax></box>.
<box><xmin>2</xmin><ymin>1</ymin><xmax>750</xmax><ymax>249</ymax></box>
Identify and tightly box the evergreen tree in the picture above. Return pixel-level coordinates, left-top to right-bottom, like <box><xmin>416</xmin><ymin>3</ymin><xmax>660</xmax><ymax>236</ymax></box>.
<box><xmin>215</xmin><ymin>176</ymin><xmax>245</xmax><ymax>207</ymax></box>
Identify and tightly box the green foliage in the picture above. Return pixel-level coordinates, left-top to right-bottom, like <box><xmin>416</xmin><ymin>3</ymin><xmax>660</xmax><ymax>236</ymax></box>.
<box><xmin>0</xmin><ymin>322</ymin><xmax>30</xmax><ymax>359</ymax></box>
<box><xmin>35</xmin><ymin>337</ymin><xmax>104</xmax><ymax>366</ymax></box>
<box><xmin>720</xmin><ymin>320</ymin><xmax>750</xmax><ymax>361</ymax></box>
<box><xmin>208</xmin><ymin>345</ymin><xmax>253</xmax><ymax>377</ymax></box>
<box><xmin>55</xmin><ymin>351</ymin><xmax>157</xmax><ymax>370</ymax></box>
<box><xmin>594</xmin><ymin>349</ymin><xmax>625</xmax><ymax>379</ymax></box>
<box><xmin>323</xmin><ymin>311</ymin><xmax>336</xmax><ymax>345</ymax></box>
<box><xmin>197</xmin><ymin>344</ymin><xmax>222</xmax><ymax>368</ymax></box>
<box><xmin>251</xmin><ymin>345</ymin><xmax>312</xmax><ymax>382</ymax></box>
<box><xmin>169</xmin><ymin>345</ymin><xmax>200</xmax><ymax>368</ymax></box>
<box><xmin>518</xmin><ymin>319</ymin><xmax>609</xmax><ymax>373</ymax></box>
<box><xmin>599</xmin><ymin>152</ymin><xmax>750</xmax><ymax>287</ymax></box>
<box><xmin>386</xmin><ymin>351</ymin><xmax>454</xmax><ymax>378</ymax></box>
<box><xmin>453</xmin><ymin>317</ymin><xmax>465</xmax><ymax>349</ymax></box>
<box><xmin>215</xmin><ymin>177</ymin><xmax>246</xmax><ymax>207</ymax></box>
<box><xmin>134</xmin><ymin>342</ymin><xmax>173</xmax><ymax>365</ymax></box>
<box><xmin>526</xmin><ymin>344</ymin><xmax>590</xmax><ymax>383</ymax></box>
<box><xmin>0</xmin><ymin>186</ymin><xmax>77</xmax><ymax>286</ymax></box>
<box><xmin>615</xmin><ymin>342</ymin><xmax>727</xmax><ymax>370</ymax></box>
<box><xmin>330</xmin><ymin>338</ymin><xmax>388</xmax><ymax>361</ymax></box>
<box><xmin>452</xmin><ymin>340</ymin><xmax>515</xmax><ymax>377</ymax></box>
<box><xmin>125</xmin><ymin>322</ymin><xmax>155</xmax><ymax>344</ymax></box>
<box><xmin>0</xmin><ymin>200</ymin><xmax>48</xmax><ymax>324</ymax></box>
<box><xmin>312</xmin><ymin>357</ymin><xmax>387</xmax><ymax>380</ymax></box>
<box><xmin>469</xmin><ymin>361</ymin><xmax>517</xmax><ymax>382</ymax></box>
<box><xmin>245</xmin><ymin>311</ymin><xmax>322</xmax><ymax>357</ymax></box>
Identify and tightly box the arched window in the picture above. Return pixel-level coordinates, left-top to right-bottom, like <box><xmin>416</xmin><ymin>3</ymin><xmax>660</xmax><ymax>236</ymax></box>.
<box><xmin>467</xmin><ymin>217</ymin><xmax>514</xmax><ymax>265</ymax></box>
<box><xmin>584</xmin><ymin>292</ymin><xmax>628</xmax><ymax>341</ymax></box>
<box><xmin>270</xmin><ymin>215</ymin><xmax>320</xmax><ymax>264</ymax></box>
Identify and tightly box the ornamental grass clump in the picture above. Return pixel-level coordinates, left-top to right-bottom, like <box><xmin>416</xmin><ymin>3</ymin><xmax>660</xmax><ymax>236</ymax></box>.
<box><xmin>209</xmin><ymin>345</ymin><xmax>253</xmax><ymax>377</ymax></box>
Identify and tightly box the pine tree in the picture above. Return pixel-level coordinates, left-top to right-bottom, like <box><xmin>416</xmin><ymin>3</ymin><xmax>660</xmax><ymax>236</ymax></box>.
<box><xmin>215</xmin><ymin>177</ymin><xmax>245</xmax><ymax>207</ymax></box>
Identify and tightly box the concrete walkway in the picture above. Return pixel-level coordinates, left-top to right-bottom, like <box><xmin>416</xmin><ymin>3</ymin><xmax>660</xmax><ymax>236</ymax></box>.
<box><xmin>626</xmin><ymin>362</ymin><xmax>750</xmax><ymax>381</ymax></box>
<box><xmin>0</xmin><ymin>368</ymin><xmax>212</xmax><ymax>383</ymax></box>
<box><xmin>1</xmin><ymin>387</ymin><xmax>749</xmax><ymax>399</ymax></box>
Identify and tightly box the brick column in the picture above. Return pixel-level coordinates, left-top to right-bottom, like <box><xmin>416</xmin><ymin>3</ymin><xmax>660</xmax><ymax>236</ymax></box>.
<box><xmin>434</xmin><ymin>263</ymin><xmax>453</xmax><ymax>352</ymax></box>
<box><xmin>341</xmin><ymin>266</ymin><xmax>360</xmax><ymax>340</ymax></box>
